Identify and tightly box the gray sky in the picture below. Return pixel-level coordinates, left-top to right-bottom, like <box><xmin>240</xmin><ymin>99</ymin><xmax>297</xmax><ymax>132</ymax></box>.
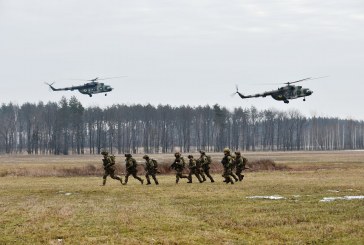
<box><xmin>1</xmin><ymin>0</ymin><xmax>363</xmax><ymax>119</ymax></box>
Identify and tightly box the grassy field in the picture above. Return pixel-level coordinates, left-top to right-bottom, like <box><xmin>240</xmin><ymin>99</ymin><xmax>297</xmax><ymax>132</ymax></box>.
<box><xmin>0</xmin><ymin>151</ymin><xmax>364</xmax><ymax>244</ymax></box>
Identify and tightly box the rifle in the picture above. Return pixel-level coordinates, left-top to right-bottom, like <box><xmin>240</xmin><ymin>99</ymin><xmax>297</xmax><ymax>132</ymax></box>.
<box><xmin>170</xmin><ymin>161</ymin><xmax>177</xmax><ymax>170</ymax></box>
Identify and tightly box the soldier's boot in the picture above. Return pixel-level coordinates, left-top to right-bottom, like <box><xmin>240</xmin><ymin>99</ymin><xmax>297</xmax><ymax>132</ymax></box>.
<box><xmin>153</xmin><ymin>176</ymin><xmax>159</xmax><ymax>185</ymax></box>
<box><xmin>118</xmin><ymin>177</ymin><xmax>123</xmax><ymax>185</ymax></box>
<box><xmin>241</xmin><ymin>175</ymin><xmax>244</xmax><ymax>181</ymax></box>
<box><xmin>140</xmin><ymin>178</ymin><xmax>144</xmax><ymax>185</ymax></box>
<box><xmin>102</xmin><ymin>178</ymin><xmax>106</xmax><ymax>186</ymax></box>
<box><xmin>206</xmin><ymin>173</ymin><xmax>214</xmax><ymax>182</ymax></box>
<box><xmin>197</xmin><ymin>175</ymin><xmax>203</xmax><ymax>183</ymax></box>
<box><xmin>146</xmin><ymin>176</ymin><xmax>151</xmax><ymax>185</ymax></box>
<box><xmin>231</xmin><ymin>173</ymin><xmax>238</xmax><ymax>182</ymax></box>
<box><xmin>200</xmin><ymin>173</ymin><xmax>206</xmax><ymax>182</ymax></box>
<box><xmin>123</xmin><ymin>177</ymin><xmax>128</xmax><ymax>185</ymax></box>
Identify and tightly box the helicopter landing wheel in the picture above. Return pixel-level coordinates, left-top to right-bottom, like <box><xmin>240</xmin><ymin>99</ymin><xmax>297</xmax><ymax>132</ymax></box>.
<box><xmin>303</xmin><ymin>98</ymin><xmax>306</xmax><ymax>101</ymax></box>
<box><xmin>105</xmin><ymin>93</ymin><xmax>107</xmax><ymax>96</ymax></box>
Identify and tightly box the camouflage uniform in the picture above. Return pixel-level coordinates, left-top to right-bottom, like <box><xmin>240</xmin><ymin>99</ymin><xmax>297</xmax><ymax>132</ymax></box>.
<box><xmin>170</xmin><ymin>152</ymin><xmax>189</xmax><ymax>184</ymax></box>
<box><xmin>221</xmin><ymin>148</ymin><xmax>234</xmax><ymax>184</ymax></box>
<box><xmin>229</xmin><ymin>155</ymin><xmax>239</xmax><ymax>182</ymax></box>
<box><xmin>101</xmin><ymin>151</ymin><xmax>123</xmax><ymax>185</ymax></box>
<box><xmin>123</xmin><ymin>154</ymin><xmax>144</xmax><ymax>185</ymax></box>
<box><xmin>187</xmin><ymin>155</ymin><xmax>203</xmax><ymax>183</ymax></box>
<box><xmin>143</xmin><ymin>155</ymin><xmax>159</xmax><ymax>185</ymax></box>
<box><xmin>234</xmin><ymin>151</ymin><xmax>246</xmax><ymax>181</ymax></box>
<box><xmin>198</xmin><ymin>150</ymin><xmax>214</xmax><ymax>182</ymax></box>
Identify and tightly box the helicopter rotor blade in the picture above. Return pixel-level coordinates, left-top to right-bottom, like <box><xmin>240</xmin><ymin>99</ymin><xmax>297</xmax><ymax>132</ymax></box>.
<box><xmin>69</xmin><ymin>76</ymin><xmax>127</xmax><ymax>82</ymax></box>
<box><xmin>285</xmin><ymin>77</ymin><xmax>311</xmax><ymax>85</ymax></box>
<box><xmin>285</xmin><ymin>76</ymin><xmax>328</xmax><ymax>85</ymax></box>
<box><xmin>96</xmin><ymin>76</ymin><xmax>127</xmax><ymax>80</ymax></box>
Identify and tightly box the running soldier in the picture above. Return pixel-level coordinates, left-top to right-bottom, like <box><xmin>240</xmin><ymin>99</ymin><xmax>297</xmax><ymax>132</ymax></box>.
<box><xmin>170</xmin><ymin>152</ymin><xmax>189</xmax><ymax>184</ymax></box>
<box><xmin>143</xmin><ymin>155</ymin><xmax>159</xmax><ymax>185</ymax></box>
<box><xmin>123</xmin><ymin>153</ymin><xmax>144</xmax><ymax>185</ymax></box>
<box><xmin>198</xmin><ymin>150</ymin><xmax>214</xmax><ymax>182</ymax></box>
<box><xmin>101</xmin><ymin>151</ymin><xmax>123</xmax><ymax>186</ymax></box>
<box><xmin>195</xmin><ymin>158</ymin><xmax>206</xmax><ymax>182</ymax></box>
<box><xmin>221</xmin><ymin>148</ymin><xmax>234</xmax><ymax>184</ymax></box>
<box><xmin>234</xmin><ymin>151</ymin><xmax>247</xmax><ymax>181</ymax></box>
<box><xmin>187</xmin><ymin>155</ymin><xmax>203</xmax><ymax>183</ymax></box>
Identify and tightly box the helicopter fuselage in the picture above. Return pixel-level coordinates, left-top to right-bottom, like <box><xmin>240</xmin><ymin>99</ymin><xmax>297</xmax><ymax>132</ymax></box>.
<box><xmin>270</xmin><ymin>85</ymin><xmax>313</xmax><ymax>103</ymax></box>
<box><xmin>78</xmin><ymin>83</ymin><xmax>113</xmax><ymax>97</ymax></box>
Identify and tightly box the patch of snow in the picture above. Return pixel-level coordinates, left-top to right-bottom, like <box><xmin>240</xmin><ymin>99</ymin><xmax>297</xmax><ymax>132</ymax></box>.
<box><xmin>320</xmin><ymin>196</ymin><xmax>364</xmax><ymax>202</ymax></box>
<box><xmin>327</xmin><ymin>190</ymin><xmax>340</xmax><ymax>193</ymax></box>
<box><xmin>345</xmin><ymin>196</ymin><xmax>364</xmax><ymax>200</ymax></box>
<box><xmin>64</xmin><ymin>193</ymin><xmax>72</xmax><ymax>196</ymax></box>
<box><xmin>246</xmin><ymin>195</ymin><xmax>285</xmax><ymax>200</ymax></box>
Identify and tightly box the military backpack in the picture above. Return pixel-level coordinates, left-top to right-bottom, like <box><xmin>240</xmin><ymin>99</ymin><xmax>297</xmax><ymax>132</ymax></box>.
<box><xmin>206</xmin><ymin>155</ymin><xmax>212</xmax><ymax>164</ymax></box>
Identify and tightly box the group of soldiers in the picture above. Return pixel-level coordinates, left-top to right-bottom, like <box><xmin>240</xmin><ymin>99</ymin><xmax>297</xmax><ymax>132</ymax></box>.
<box><xmin>101</xmin><ymin>147</ymin><xmax>247</xmax><ymax>186</ymax></box>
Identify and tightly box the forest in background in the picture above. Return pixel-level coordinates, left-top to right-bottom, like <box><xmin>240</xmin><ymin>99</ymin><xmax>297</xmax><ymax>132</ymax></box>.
<box><xmin>0</xmin><ymin>96</ymin><xmax>363</xmax><ymax>155</ymax></box>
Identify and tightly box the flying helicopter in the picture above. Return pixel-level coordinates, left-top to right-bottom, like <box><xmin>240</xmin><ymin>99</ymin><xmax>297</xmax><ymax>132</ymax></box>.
<box><xmin>233</xmin><ymin>77</ymin><xmax>325</xmax><ymax>104</ymax></box>
<box><xmin>45</xmin><ymin>77</ymin><xmax>122</xmax><ymax>97</ymax></box>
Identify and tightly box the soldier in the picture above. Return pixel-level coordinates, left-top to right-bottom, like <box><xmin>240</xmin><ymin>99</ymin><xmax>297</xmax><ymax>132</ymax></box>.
<box><xmin>170</xmin><ymin>152</ymin><xmax>189</xmax><ymax>184</ymax></box>
<box><xmin>123</xmin><ymin>153</ymin><xmax>144</xmax><ymax>185</ymax></box>
<box><xmin>198</xmin><ymin>150</ymin><xmax>214</xmax><ymax>182</ymax></box>
<box><xmin>195</xmin><ymin>158</ymin><xmax>206</xmax><ymax>182</ymax></box>
<box><xmin>221</xmin><ymin>148</ymin><xmax>234</xmax><ymax>184</ymax></box>
<box><xmin>187</xmin><ymin>155</ymin><xmax>203</xmax><ymax>183</ymax></box>
<box><xmin>143</xmin><ymin>155</ymin><xmax>159</xmax><ymax>185</ymax></box>
<box><xmin>234</xmin><ymin>151</ymin><xmax>247</xmax><ymax>181</ymax></box>
<box><xmin>101</xmin><ymin>151</ymin><xmax>123</xmax><ymax>186</ymax></box>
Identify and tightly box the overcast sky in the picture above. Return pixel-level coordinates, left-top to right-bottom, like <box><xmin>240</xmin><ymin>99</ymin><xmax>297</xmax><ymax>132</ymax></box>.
<box><xmin>1</xmin><ymin>0</ymin><xmax>363</xmax><ymax>119</ymax></box>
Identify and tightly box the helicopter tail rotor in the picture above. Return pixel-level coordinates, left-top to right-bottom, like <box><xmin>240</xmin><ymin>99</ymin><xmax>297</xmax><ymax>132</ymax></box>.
<box><xmin>232</xmin><ymin>85</ymin><xmax>249</xmax><ymax>99</ymax></box>
<box><xmin>231</xmin><ymin>84</ymin><xmax>239</xmax><ymax>97</ymax></box>
<box><xmin>45</xmin><ymin>82</ymin><xmax>57</xmax><ymax>91</ymax></box>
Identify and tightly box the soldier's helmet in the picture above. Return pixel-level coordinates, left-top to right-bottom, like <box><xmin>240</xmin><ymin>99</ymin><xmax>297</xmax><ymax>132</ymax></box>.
<box><xmin>174</xmin><ymin>152</ymin><xmax>181</xmax><ymax>157</ymax></box>
<box><xmin>235</xmin><ymin>151</ymin><xmax>241</xmax><ymax>156</ymax></box>
<box><xmin>223</xmin><ymin>148</ymin><xmax>230</xmax><ymax>154</ymax></box>
<box><xmin>187</xmin><ymin>155</ymin><xmax>193</xmax><ymax>159</ymax></box>
<box><xmin>101</xmin><ymin>151</ymin><xmax>108</xmax><ymax>156</ymax></box>
<box><xmin>199</xmin><ymin>150</ymin><xmax>206</xmax><ymax>155</ymax></box>
<box><xmin>143</xmin><ymin>155</ymin><xmax>149</xmax><ymax>159</ymax></box>
<box><xmin>124</xmin><ymin>153</ymin><xmax>132</xmax><ymax>158</ymax></box>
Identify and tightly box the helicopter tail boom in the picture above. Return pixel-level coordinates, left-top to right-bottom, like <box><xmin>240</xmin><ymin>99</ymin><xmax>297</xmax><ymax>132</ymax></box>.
<box><xmin>45</xmin><ymin>82</ymin><xmax>70</xmax><ymax>91</ymax></box>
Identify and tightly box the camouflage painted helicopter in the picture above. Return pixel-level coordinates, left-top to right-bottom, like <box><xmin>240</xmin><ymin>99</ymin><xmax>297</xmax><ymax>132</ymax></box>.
<box><xmin>45</xmin><ymin>77</ymin><xmax>121</xmax><ymax>97</ymax></box>
<box><xmin>233</xmin><ymin>77</ymin><xmax>325</xmax><ymax>104</ymax></box>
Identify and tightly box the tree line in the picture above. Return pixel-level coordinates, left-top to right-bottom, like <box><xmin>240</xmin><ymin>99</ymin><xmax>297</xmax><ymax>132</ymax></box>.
<box><xmin>0</xmin><ymin>96</ymin><xmax>363</xmax><ymax>155</ymax></box>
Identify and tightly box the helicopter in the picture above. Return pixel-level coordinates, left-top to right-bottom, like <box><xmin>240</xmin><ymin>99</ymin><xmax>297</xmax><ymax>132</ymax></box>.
<box><xmin>233</xmin><ymin>77</ymin><xmax>325</xmax><ymax>104</ymax></box>
<box><xmin>45</xmin><ymin>77</ymin><xmax>120</xmax><ymax>97</ymax></box>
